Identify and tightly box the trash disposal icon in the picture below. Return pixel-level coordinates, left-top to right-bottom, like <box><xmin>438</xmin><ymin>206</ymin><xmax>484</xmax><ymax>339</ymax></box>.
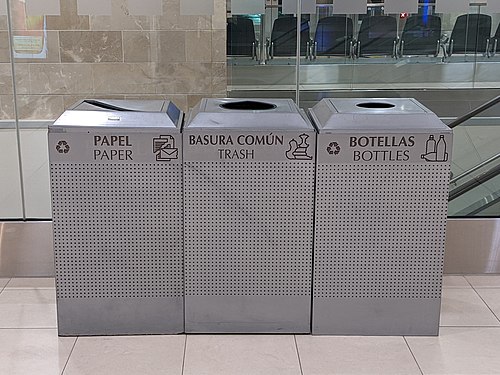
<box><xmin>421</xmin><ymin>135</ymin><xmax>448</xmax><ymax>162</ymax></box>
<box><xmin>286</xmin><ymin>133</ymin><xmax>313</xmax><ymax>160</ymax></box>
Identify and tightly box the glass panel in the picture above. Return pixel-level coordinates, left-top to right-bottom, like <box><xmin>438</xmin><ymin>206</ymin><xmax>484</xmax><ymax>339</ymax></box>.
<box><xmin>449</xmin><ymin>171</ymin><xmax>500</xmax><ymax>217</ymax></box>
<box><xmin>299</xmin><ymin>1</ymin><xmax>355</xmax><ymax>99</ymax></box>
<box><xmin>448</xmin><ymin>102</ymin><xmax>500</xmax><ymax>218</ymax></box>
<box><xmin>450</xmin><ymin>116</ymin><xmax>500</xmax><ymax>179</ymax></box>
<box><xmin>0</xmin><ymin>1</ymin><xmax>23</xmax><ymax>219</ymax></box>
<box><xmin>10</xmin><ymin>0</ymin><xmax>227</xmax><ymax>219</ymax></box>
<box><xmin>227</xmin><ymin>0</ymin><xmax>301</xmax><ymax>96</ymax></box>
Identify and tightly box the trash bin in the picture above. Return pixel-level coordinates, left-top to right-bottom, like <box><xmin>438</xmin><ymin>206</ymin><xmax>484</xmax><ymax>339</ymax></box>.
<box><xmin>309</xmin><ymin>98</ymin><xmax>452</xmax><ymax>336</ymax></box>
<box><xmin>49</xmin><ymin>99</ymin><xmax>184</xmax><ymax>336</ymax></box>
<box><xmin>183</xmin><ymin>98</ymin><xmax>316</xmax><ymax>333</ymax></box>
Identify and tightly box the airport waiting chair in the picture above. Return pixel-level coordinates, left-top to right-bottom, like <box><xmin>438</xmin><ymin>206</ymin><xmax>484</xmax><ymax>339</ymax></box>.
<box><xmin>356</xmin><ymin>15</ymin><xmax>398</xmax><ymax>58</ymax></box>
<box><xmin>267</xmin><ymin>16</ymin><xmax>311</xmax><ymax>59</ymax></box>
<box><xmin>312</xmin><ymin>16</ymin><xmax>354</xmax><ymax>59</ymax></box>
<box><xmin>400</xmin><ymin>15</ymin><xmax>442</xmax><ymax>57</ymax></box>
<box><xmin>489</xmin><ymin>23</ymin><xmax>500</xmax><ymax>57</ymax></box>
<box><xmin>227</xmin><ymin>17</ymin><xmax>259</xmax><ymax>60</ymax></box>
<box><xmin>446</xmin><ymin>14</ymin><xmax>492</xmax><ymax>56</ymax></box>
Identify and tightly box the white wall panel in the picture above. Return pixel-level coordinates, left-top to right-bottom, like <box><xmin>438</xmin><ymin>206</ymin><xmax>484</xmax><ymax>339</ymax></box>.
<box><xmin>127</xmin><ymin>0</ymin><xmax>162</xmax><ymax>15</ymax></box>
<box><xmin>484</xmin><ymin>0</ymin><xmax>500</xmax><ymax>13</ymax></box>
<box><xmin>435</xmin><ymin>0</ymin><xmax>470</xmax><ymax>13</ymax></box>
<box><xmin>77</xmin><ymin>0</ymin><xmax>112</xmax><ymax>15</ymax></box>
<box><xmin>231</xmin><ymin>0</ymin><xmax>265</xmax><ymax>15</ymax></box>
<box><xmin>180</xmin><ymin>0</ymin><xmax>214</xmax><ymax>15</ymax></box>
<box><xmin>282</xmin><ymin>0</ymin><xmax>317</xmax><ymax>15</ymax></box>
<box><xmin>0</xmin><ymin>0</ymin><xmax>6</xmax><ymax>16</ymax></box>
<box><xmin>333</xmin><ymin>0</ymin><xmax>366</xmax><ymax>14</ymax></box>
<box><xmin>384</xmin><ymin>0</ymin><xmax>418</xmax><ymax>14</ymax></box>
<box><xmin>25</xmin><ymin>0</ymin><xmax>60</xmax><ymax>16</ymax></box>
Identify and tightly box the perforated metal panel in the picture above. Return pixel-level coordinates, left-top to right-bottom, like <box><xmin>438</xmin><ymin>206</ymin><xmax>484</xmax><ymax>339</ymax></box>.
<box><xmin>50</xmin><ymin>159</ymin><xmax>184</xmax><ymax>336</ymax></box>
<box><xmin>51</xmin><ymin>163</ymin><xmax>183</xmax><ymax>300</ymax></box>
<box><xmin>310</xmin><ymin>97</ymin><xmax>452</xmax><ymax>336</ymax></box>
<box><xmin>184</xmin><ymin>160</ymin><xmax>315</xmax><ymax>333</ymax></box>
<box><xmin>185</xmin><ymin>161</ymin><xmax>314</xmax><ymax>297</ymax></box>
<box><xmin>49</xmin><ymin>101</ymin><xmax>184</xmax><ymax>336</ymax></box>
<box><xmin>314</xmin><ymin>164</ymin><xmax>449</xmax><ymax>300</ymax></box>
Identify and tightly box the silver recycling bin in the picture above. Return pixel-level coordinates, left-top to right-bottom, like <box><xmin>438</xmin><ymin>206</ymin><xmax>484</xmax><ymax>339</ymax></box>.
<box><xmin>183</xmin><ymin>99</ymin><xmax>316</xmax><ymax>333</ymax></box>
<box><xmin>309</xmin><ymin>98</ymin><xmax>452</xmax><ymax>336</ymax></box>
<box><xmin>49</xmin><ymin>99</ymin><xmax>184</xmax><ymax>336</ymax></box>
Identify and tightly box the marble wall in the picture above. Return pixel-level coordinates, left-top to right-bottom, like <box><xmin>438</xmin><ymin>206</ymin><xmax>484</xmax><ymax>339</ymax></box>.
<box><xmin>0</xmin><ymin>0</ymin><xmax>227</xmax><ymax>120</ymax></box>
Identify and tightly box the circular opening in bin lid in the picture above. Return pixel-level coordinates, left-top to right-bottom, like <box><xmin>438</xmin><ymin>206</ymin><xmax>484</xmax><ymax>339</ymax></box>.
<box><xmin>356</xmin><ymin>102</ymin><xmax>396</xmax><ymax>109</ymax></box>
<box><xmin>220</xmin><ymin>101</ymin><xmax>277</xmax><ymax>111</ymax></box>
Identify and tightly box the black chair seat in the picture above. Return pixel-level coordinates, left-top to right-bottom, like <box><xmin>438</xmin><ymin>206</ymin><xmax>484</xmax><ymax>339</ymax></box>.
<box><xmin>448</xmin><ymin>14</ymin><xmax>492</xmax><ymax>55</ymax></box>
<box><xmin>401</xmin><ymin>15</ymin><xmax>441</xmax><ymax>56</ymax></box>
<box><xmin>314</xmin><ymin>16</ymin><xmax>353</xmax><ymax>57</ymax></box>
<box><xmin>358</xmin><ymin>15</ymin><xmax>397</xmax><ymax>57</ymax></box>
<box><xmin>227</xmin><ymin>17</ymin><xmax>257</xmax><ymax>57</ymax></box>
<box><xmin>270</xmin><ymin>16</ymin><xmax>310</xmax><ymax>57</ymax></box>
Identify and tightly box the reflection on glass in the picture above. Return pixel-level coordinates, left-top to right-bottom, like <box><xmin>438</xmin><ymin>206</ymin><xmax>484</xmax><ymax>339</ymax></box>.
<box><xmin>227</xmin><ymin>1</ymin><xmax>500</xmax><ymax>92</ymax></box>
<box><xmin>12</xmin><ymin>0</ymin><xmax>47</xmax><ymax>58</ymax></box>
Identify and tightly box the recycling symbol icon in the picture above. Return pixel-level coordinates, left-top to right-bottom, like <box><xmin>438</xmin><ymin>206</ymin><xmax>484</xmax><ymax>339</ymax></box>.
<box><xmin>56</xmin><ymin>140</ymin><xmax>70</xmax><ymax>154</ymax></box>
<box><xmin>327</xmin><ymin>141</ymin><xmax>340</xmax><ymax>155</ymax></box>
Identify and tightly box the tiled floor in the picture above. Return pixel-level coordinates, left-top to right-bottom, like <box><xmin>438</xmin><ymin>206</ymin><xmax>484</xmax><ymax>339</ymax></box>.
<box><xmin>1</xmin><ymin>276</ymin><xmax>500</xmax><ymax>375</ymax></box>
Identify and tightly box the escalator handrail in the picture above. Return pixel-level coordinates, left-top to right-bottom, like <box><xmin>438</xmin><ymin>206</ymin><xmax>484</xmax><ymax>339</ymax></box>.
<box><xmin>448</xmin><ymin>94</ymin><xmax>500</xmax><ymax>129</ymax></box>
<box><xmin>450</xmin><ymin>152</ymin><xmax>500</xmax><ymax>185</ymax></box>
<box><xmin>449</xmin><ymin>162</ymin><xmax>500</xmax><ymax>201</ymax></box>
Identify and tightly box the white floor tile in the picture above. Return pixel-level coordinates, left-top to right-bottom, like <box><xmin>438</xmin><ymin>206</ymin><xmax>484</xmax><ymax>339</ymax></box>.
<box><xmin>475</xmin><ymin>288</ymin><xmax>500</xmax><ymax>321</ymax></box>
<box><xmin>0</xmin><ymin>278</ymin><xmax>10</xmax><ymax>290</ymax></box>
<box><xmin>0</xmin><ymin>329</ymin><xmax>75</xmax><ymax>375</ymax></box>
<box><xmin>440</xmin><ymin>288</ymin><xmax>500</xmax><ymax>327</ymax></box>
<box><xmin>466</xmin><ymin>275</ymin><xmax>500</xmax><ymax>288</ymax></box>
<box><xmin>6</xmin><ymin>277</ymin><xmax>55</xmax><ymax>289</ymax></box>
<box><xmin>407</xmin><ymin>327</ymin><xmax>500</xmax><ymax>375</ymax></box>
<box><xmin>442</xmin><ymin>275</ymin><xmax>471</xmax><ymax>288</ymax></box>
<box><xmin>64</xmin><ymin>335</ymin><xmax>185</xmax><ymax>375</ymax></box>
<box><xmin>183</xmin><ymin>335</ymin><xmax>301</xmax><ymax>375</ymax></box>
<box><xmin>296</xmin><ymin>335</ymin><xmax>421</xmax><ymax>375</ymax></box>
<box><xmin>0</xmin><ymin>289</ymin><xmax>57</xmax><ymax>328</ymax></box>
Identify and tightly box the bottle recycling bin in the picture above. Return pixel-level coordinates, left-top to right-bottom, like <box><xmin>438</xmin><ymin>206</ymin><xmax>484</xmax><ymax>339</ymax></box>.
<box><xmin>183</xmin><ymin>98</ymin><xmax>316</xmax><ymax>333</ymax></box>
<box><xmin>309</xmin><ymin>98</ymin><xmax>452</xmax><ymax>336</ymax></box>
<box><xmin>49</xmin><ymin>99</ymin><xmax>184</xmax><ymax>335</ymax></box>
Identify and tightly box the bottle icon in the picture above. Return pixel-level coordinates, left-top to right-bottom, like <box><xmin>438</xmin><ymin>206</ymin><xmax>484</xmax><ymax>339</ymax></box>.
<box><xmin>421</xmin><ymin>134</ymin><xmax>448</xmax><ymax>162</ymax></box>
<box><xmin>436</xmin><ymin>135</ymin><xmax>448</xmax><ymax>162</ymax></box>
<box><xmin>425</xmin><ymin>135</ymin><xmax>436</xmax><ymax>154</ymax></box>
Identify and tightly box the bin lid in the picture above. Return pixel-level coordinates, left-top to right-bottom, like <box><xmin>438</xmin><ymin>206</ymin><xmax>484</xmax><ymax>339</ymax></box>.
<box><xmin>50</xmin><ymin>99</ymin><xmax>182</xmax><ymax>132</ymax></box>
<box><xmin>310</xmin><ymin>98</ymin><xmax>451</xmax><ymax>134</ymax></box>
<box><xmin>70</xmin><ymin>99</ymin><xmax>167</xmax><ymax>112</ymax></box>
<box><xmin>184</xmin><ymin>98</ymin><xmax>314</xmax><ymax>131</ymax></box>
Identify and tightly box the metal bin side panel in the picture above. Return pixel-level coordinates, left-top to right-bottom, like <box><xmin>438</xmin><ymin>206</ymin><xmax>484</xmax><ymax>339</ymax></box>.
<box><xmin>49</xmin><ymin>130</ymin><xmax>184</xmax><ymax>335</ymax></box>
<box><xmin>183</xmin><ymin>130</ymin><xmax>316</xmax><ymax>333</ymax></box>
<box><xmin>312</xmin><ymin>129</ymin><xmax>451</xmax><ymax>336</ymax></box>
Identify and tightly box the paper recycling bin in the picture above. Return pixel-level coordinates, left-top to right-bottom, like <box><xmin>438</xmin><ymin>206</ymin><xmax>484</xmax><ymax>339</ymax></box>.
<box><xmin>183</xmin><ymin>99</ymin><xmax>316</xmax><ymax>333</ymax></box>
<box><xmin>309</xmin><ymin>98</ymin><xmax>452</xmax><ymax>336</ymax></box>
<box><xmin>49</xmin><ymin>99</ymin><xmax>184</xmax><ymax>335</ymax></box>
